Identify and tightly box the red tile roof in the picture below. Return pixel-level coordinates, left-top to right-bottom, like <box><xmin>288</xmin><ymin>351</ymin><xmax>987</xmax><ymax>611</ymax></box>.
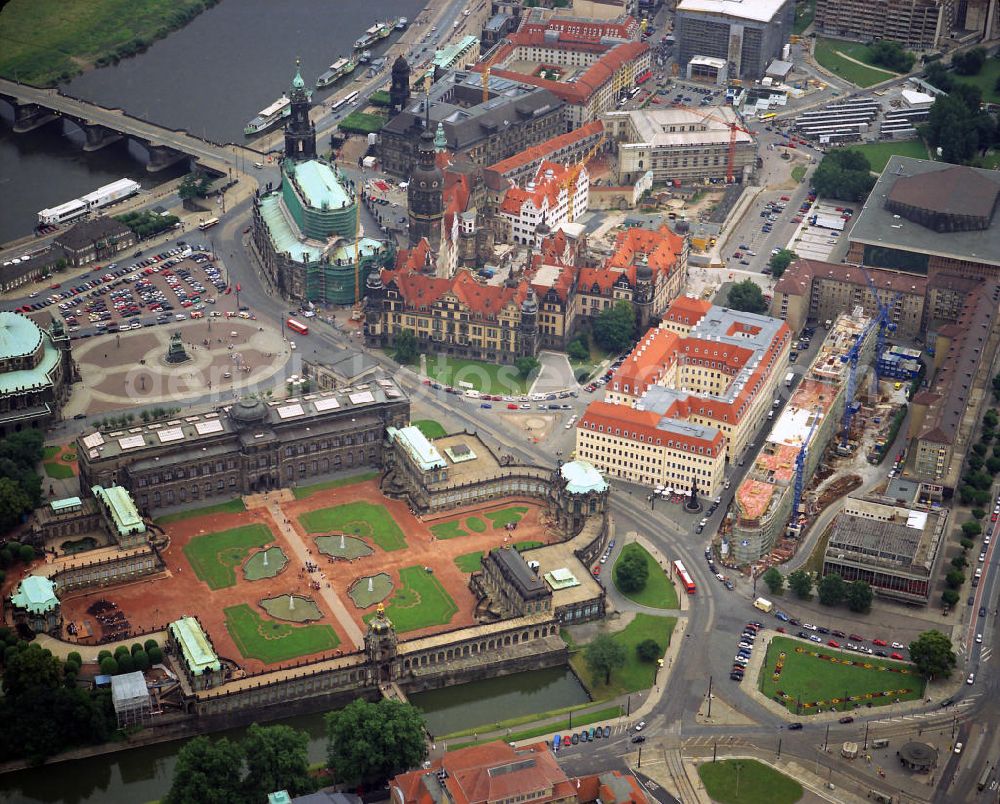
<box><xmin>578</xmin><ymin>400</ymin><xmax>724</xmax><ymax>454</ymax></box>
<box><xmin>395</xmin><ymin>238</ymin><xmax>433</xmax><ymax>272</ymax></box>
<box><xmin>476</xmin><ymin>41</ymin><xmax>650</xmax><ymax>105</ymax></box>
<box><xmin>607</xmin><ymin>225</ymin><xmax>685</xmax><ymax>279</ymax></box>
<box><xmin>382</xmin><ymin>266</ymin><xmax>529</xmax><ymax>319</ymax></box>
<box><xmin>392</xmin><ymin>741</ymin><xmax>575</xmax><ymax>804</ymax></box>
<box><xmin>774</xmin><ymin>259</ymin><xmax>928</xmax><ymax>298</ymax></box>
<box><xmin>488</xmin><ymin>121</ymin><xmax>605</xmax><ymax>177</ymax></box>
<box><xmin>663</xmin><ymin>296</ymin><xmax>712</xmax><ymax>328</ymax></box>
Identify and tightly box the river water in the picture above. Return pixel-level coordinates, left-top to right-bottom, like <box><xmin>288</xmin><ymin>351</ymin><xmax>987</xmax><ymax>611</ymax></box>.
<box><xmin>0</xmin><ymin>668</ymin><xmax>586</xmax><ymax>803</ymax></box>
<box><xmin>0</xmin><ymin>0</ymin><xmax>424</xmax><ymax>244</ymax></box>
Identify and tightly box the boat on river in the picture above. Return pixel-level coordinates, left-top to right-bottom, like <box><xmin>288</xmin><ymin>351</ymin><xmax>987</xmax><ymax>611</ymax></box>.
<box><xmin>316</xmin><ymin>56</ymin><xmax>357</xmax><ymax>88</ymax></box>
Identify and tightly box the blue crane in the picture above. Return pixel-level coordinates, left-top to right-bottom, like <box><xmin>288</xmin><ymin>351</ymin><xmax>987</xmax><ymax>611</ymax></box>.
<box><xmin>839</xmin><ymin>313</ymin><xmax>880</xmax><ymax>448</ymax></box>
<box><xmin>858</xmin><ymin>265</ymin><xmax>903</xmax><ymax>390</ymax></box>
<box><xmin>791</xmin><ymin>405</ymin><xmax>822</xmax><ymax>533</ymax></box>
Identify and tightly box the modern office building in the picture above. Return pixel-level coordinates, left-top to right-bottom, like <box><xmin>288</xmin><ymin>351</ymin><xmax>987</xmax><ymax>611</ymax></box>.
<box><xmin>601</xmin><ymin>107</ymin><xmax>756</xmax><ymax>185</ymax></box>
<box><xmin>675</xmin><ymin>0</ymin><xmax>795</xmax><ymax>79</ymax></box>
<box><xmin>815</xmin><ymin>0</ymin><xmax>953</xmax><ymax>49</ymax></box>
<box><xmin>77</xmin><ymin>382</ymin><xmax>410</xmax><ymax>513</ymax></box>
<box><xmin>822</xmin><ymin>496</ymin><xmax>946</xmax><ymax>605</ymax></box>
<box><xmin>847</xmin><ymin>157</ymin><xmax>1000</xmax><ymax>284</ymax></box>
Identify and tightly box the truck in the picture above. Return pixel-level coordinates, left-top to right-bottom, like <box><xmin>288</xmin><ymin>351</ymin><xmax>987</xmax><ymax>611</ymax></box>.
<box><xmin>785</xmin><ymin>372</ymin><xmax>795</xmax><ymax>388</ymax></box>
<box><xmin>754</xmin><ymin>597</ymin><xmax>774</xmax><ymax>613</ymax></box>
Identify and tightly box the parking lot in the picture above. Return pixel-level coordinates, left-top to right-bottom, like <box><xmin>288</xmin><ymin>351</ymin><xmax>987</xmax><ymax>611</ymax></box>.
<box><xmin>16</xmin><ymin>245</ymin><xmax>245</xmax><ymax>339</ymax></box>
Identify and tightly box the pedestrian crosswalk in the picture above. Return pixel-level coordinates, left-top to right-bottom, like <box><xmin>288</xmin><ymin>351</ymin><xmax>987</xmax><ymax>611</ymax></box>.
<box><xmin>981</xmin><ymin>647</ymin><xmax>992</xmax><ymax>664</ymax></box>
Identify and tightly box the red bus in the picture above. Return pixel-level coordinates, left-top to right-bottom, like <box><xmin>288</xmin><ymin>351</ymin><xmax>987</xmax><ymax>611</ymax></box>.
<box><xmin>636</xmin><ymin>70</ymin><xmax>653</xmax><ymax>85</ymax></box>
<box><xmin>286</xmin><ymin>318</ymin><xmax>309</xmax><ymax>335</ymax></box>
<box><xmin>673</xmin><ymin>560</ymin><xmax>696</xmax><ymax>595</ymax></box>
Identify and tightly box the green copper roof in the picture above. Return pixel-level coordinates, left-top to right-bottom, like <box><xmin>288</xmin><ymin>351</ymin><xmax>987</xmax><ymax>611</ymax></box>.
<box><xmin>92</xmin><ymin>484</ymin><xmax>146</xmax><ymax>538</ymax></box>
<box><xmin>560</xmin><ymin>460</ymin><xmax>608</xmax><ymax>495</ymax></box>
<box><xmin>169</xmin><ymin>616</ymin><xmax>221</xmax><ymax>676</ymax></box>
<box><xmin>293</xmin><ymin>159</ymin><xmax>351</xmax><ymax>210</ymax></box>
<box><xmin>292</xmin><ymin>60</ymin><xmax>305</xmax><ymax>89</ymax></box>
<box><xmin>388</xmin><ymin>425</ymin><xmax>446</xmax><ymax>471</ymax></box>
<box><xmin>0</xmin><ymin>312</ymin><xmax>43</xmax><ymax>361</ymax></box>
<box><xmin>11</xmin><ymin>575</ymin><xmax>59</xmax><ymax>614</ymax></box>
<box><xmin>434</xmin><ymin>121</ymin><xmax>447</xmax><ymax>152</ymax></box>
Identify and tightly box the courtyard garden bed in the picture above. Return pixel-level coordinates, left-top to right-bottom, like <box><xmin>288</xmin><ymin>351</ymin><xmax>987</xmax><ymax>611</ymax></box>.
<box><xmin>224</xmin><ymin>604</ymin><xmax>340</xmax><ymax>663</ymax></box>
<box><xmin>364</xmin><ymin>566</ymin><xmax>458</xmax><ymax>633</ymax></box>
<box><xmin>299</xmin><ymin>501</ymin><xmax>406</xmax><ymax>551</ymax></box>
<box><xmin>183</xmin><ymin>524</ymin><xmax>272</xmax><ymax>590</ymax></box>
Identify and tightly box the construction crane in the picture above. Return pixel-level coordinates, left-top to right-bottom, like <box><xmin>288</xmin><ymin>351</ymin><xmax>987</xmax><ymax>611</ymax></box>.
<box><xmin>676</xmin><ymin>107</ymin><xmax>752</xmax><ymax>184</ymax></box>
<box><xmin>857</xmin><ymin>264</ymin><xmax>902</xmax><ymax>388</ymax></box>
<box><xmin>480</xmin><ymin>44</ymin><xmax>505</xmax><ymax>104</ymax></box>
<box><xmin>790</xmin><ymin>405</ymin><xmax>822</xmax><ymax>534</ymax></box>
<box><xmin>562</xmin><ymin>134</ymin><xmax>606</xmax><ymax>223</ymax></box>
<box><xmin>839</xmin><ymin>313</ymin><xmax>881</xmax><ymax>449</ymax></box>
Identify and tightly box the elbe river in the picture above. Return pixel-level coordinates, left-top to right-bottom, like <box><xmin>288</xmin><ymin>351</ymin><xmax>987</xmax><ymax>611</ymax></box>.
<box><xmin>0</xmin><ymin>0</ymin><xmax>425</xmax><ymax>244</ymax></box>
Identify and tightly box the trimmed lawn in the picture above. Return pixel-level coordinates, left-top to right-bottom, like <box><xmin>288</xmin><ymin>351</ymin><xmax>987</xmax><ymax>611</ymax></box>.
<box><xmin>466</xmin><ymin>516</ymin><xmax>487</xmax><ymax>533</ymax></box>
<box><xmin>292</xmin><ymin>471</ymin><xmax>379</xmax><ymax>500</ymax></box>
<box><xmin>570</xmin><ymin>614</ymin><xmax>677</xmax><ymax>698</ymax></box>
<box><xmin>450</xmin><ymin>705</ymin><xmax>624</xmax><ymax>749</ymax></box>
<box><xmin>431</xmin><ymin>520</ymin><xmax>468</xmax><ymax>540</ymax></box>
<box><xmin>568</xmin><ymin>337</ymin><xmax>610</xmax><ymax>381</ymax></box>
<box><xmin>759</xmin><ymin>636</ymin><xmax>926</xmax><ymax>714</ymax></box>
<box><xmin>698</xmin><ymin>759</ymin><xmax>803</xmax><ymax>804</ymax></box>
<box><xmin>790</xmin><ymin>165</ymin><xmax>806</xmax><ymax>182</ymax></box>
<box><xmin>454</xmin><ymin>551</ymin><xmax>484</xmax><ymax>573</ymax></box>
<box><xmin>42</xmin><ymin>445</ymin><xmax>60</xmax><ymax>460</ymax></box>
<box><xmin>838</xmin><ymin>139</ymin><xmax>929</xmax><ymax>172</ymax></box>
<box><xmin>485</xmin><ymin>506</ymin><xmax>529</xmax><ymax>529</ymax></box>
<box><xmin>424</xmin><ymin>356</ymin><xmax>531</xmax><ymax>395</ymax></box>
<box><xmin>514</xmin><ymin>540</ymin><xmax>543</xmax><ymax>551</ymax></box>
<box><xmin>183</xmin><ymin>524</ymin><xmax>272</xmax><ymax>590</ymax></box>
<box><xmin>364</xmin><ymin>566</ymin><xmax>458</xmax><ymax>633</ymax></box>
<box><xmin>412</xmin><ymin>420</ymin><xmax>447</xmax><ymax>440</ymax></box>
<box><xmin>299</xmin><ymin>501</ymin><xmax>406</xmax><ymax>551</ymax></box>
<box><xmin>155</xmin><ymin>498</ymin><xmax>246</xmax><ymax>525</ymax></box>
<box><xmin>224</xmin><ymin>604</ymin><xmax>340</xmax><ymax>663</ymax></box>
<box><xmin>339</xmin><ymin>110</ymin><xmax>387</xmax><ymax>135</ymax></box>
<box><xmin>43</xmin><ymin>461</ymin><xmax>74</xmax><ymax>479</ymax></box>
<box><xmin>951</xmin><ymin>58</ymin><xmax>1000</xmax><ymax>104</ymax></box>
<box><xmin>813</xmin><ymin>38</ymin><xmax>899</xmax><ymax>87</ymax></box>
<box><xmin>613</xmin><ymin>544</ymin><xmax>679</xmax><ymax>610</ymax></box>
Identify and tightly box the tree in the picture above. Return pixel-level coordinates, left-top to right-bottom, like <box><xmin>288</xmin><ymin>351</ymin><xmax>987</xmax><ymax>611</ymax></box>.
<box><xmin>962</xmin><ymin>520</ymin><xmax>983</xmax><ymax>538</ymax></box>
<box><xmin>392</xmin><ymin>329</ymin><xmax>418</xmax><ymax>364</ymax></box>
<box><xmin>869</xmin><ymin>40</ymin><xmax>915</xmax><ymax>72</ymax></box>
<box><xmin>921</xmin><ymin>88</ymin><xmax>996</xmax><ymax>165</ymax></box>
<box><xmin>132</xmin><ymin>649</ymin><xmax>150</xmax><ymax>672</ymax></box>
<box><xmin>788</xmin><ymin>569</ymin><xmax>813</xmax><ymax>599</ymax></box>
<box><xmin>945</xmin><ymin>569</ymin><xmax>966</xmax><ymax>589</ymax></box>
<box><xmin>593</xmin><ymin>300</ymin><xmax>636</xmax><ymax>353</ymax></box>
<box><xmin>813</xmin><ymin>149</ymin><xmax>876</xmax><ymax>201</ymax></box>
<box><xmin>986</xmin><ymin>456</ymin><xmax>1000</xmax><ymax>475</ymax></box>
<box><xmin>614</xmin><ymin>550</ymin><xmax>649</xmax><ymax>593</ymax></box>
<box><xmin>567</xmin><ymin>336</ymin><xmax>590</xmax><ymax>362</ymax></box>
<box><xmin>942</xmin><ymin>588</ymin><xmax>960</xmax><ymax>607</ymax></box>
<box><xmin>726</xmin><ymin>279</ymin><xmax>768</xmax><ymax>314</ymax></box>
<box><xmin>166</xmin><ymin>736</ymin><xmax>245</xmax><ymax>804</ymax></box>
<box><xmin>762</xmin><ymin>567</ymin><xmax>784</xmax><ymax>594</ymax></box>
<box><xmin>924</xmin><ymin>60</ymin><xmax>954</xmax><ymax>92</ymax></box>
<box><xmin>960</xmin><ymin>537</ymin><xmax>975</xmax><ymax>551</ymax></box>
<box><xmin>2</xmin><ymin>644</ymin><xmax>61</xmax><ymax>698</ymax></box>
<box><xmin>817</xmin><ymin>573</ymin><xmax>846</xmax><ymax>606</ymax></box>
<box><xmin>148</xmin><ymin>645</ymin><xmax>164</xmax><ymax>664</ymax></box>
<box><xmin>953</xmin><ymin>47</ymin><xmax>986</xmax><ymax>75</ymax></box>
<box><xmin>17</xmin><ymin>544</ymin><xmax>35</xmax><ymax>563</ymax></box>
<box><xmin>971</xmin><ymin>507</ymin><xmax>987</xmax><ymax>519</ymax></box>
<box><xmin>514</xmin><ymin>356</ymin><xmax>540</xmax><ymax>380</ymax></box>
<box><xmin>845</xmin><ymin>580</ymin><xmax>874</xmax><ymax>613</ymax></box>
<box><xmin>243</xmin><ymin>723</ymin><xmax>316</xmax><ymax>802</ymax></box>
<box><xmin>769</xmin><ymin>249</ymin><xmax>796</xmax><ymax>278</ymax></box>
<box><xmin>908</xmin><ymin>630</ymin><xmax>957</xmax><ymax>680</ymax></box>
<box><xmin>0</xmin><ymin>477</ymin><xmax>31</xmax><ymax>534</ymax></box>
<box><xmin>325</xmin><ymin>699</ymin><xmax>427</xmax><ymax>787</ymax></box>
<box><xmin>636</xmin><ymin>638</ymin><xmax>661</xmax><ymax>662</ymax></box>
<box><xmin>584</xmin><ymin>634</ymin><xmax>627</xmax><ymax>686</ymax></box>
<box><xmin>952</xmin><ymin>554</ymin><xmax>967</xmax><ymax>571</ymax></box>
<box><xmin>99</xmin><ymin>656</ymin><xmax>118</xmax><ymax>675</ymax></box>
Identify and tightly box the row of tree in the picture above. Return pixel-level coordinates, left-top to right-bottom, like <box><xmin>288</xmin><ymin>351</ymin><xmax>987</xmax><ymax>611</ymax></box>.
<box><xmin>0</xmin><ymin>430</ymin><xmax>44</xmax><ymax>534</ymax></box>
<box><xmin>115</xmin><ymin>210</ymin><xmax>181</xmax><ymax>239</ymax></box>
<box><xmin>812</xmin><ymin>150</ymin><xmax>876</xmax><ymax>202</ymax></box>
<box><xmin>762</xmin><ymin>568</ymin><xmax>874</xmax><ymax>613</ymax></box>
<box><xmin>921</xmin><ymin>60</ymin><xmax>999</xmax><ymax>165</ymax></box>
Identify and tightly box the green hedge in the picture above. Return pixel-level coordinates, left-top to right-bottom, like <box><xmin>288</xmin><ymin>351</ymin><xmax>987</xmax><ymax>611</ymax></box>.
<box><xmin>339</xmin><ymin>111</ymin><xmax>387</xmax><ymax>135</ymax></box>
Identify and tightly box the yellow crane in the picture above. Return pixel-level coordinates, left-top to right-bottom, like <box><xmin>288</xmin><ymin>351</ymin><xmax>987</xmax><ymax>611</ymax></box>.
<box><xmin>562</xmin><ymin>134</ymin><xmax>605</xmax><ymax>223</ymax></box>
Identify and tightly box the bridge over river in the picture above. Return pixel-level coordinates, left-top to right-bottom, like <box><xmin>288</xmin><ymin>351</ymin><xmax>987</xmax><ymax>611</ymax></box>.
<box><xmin>0</xmin><ymin>77</ymin><xmax>266</xmax><ymax>174</ymax></box>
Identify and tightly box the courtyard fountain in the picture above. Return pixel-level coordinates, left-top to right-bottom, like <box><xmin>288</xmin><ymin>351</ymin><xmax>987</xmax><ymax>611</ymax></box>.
<box><xmin>243</xmin><ymin>547</ymin><xmax>288</xmax><ymax>581</ymax></box>
<box><xmin>316</xmin><ymin>533</ymin><xmax>373</xmax><ymax>560</ymax></box>
<box><xmin>259</xmin><ymin>594</ymin><xmax>322</xmax><ymax>622</ymax></box>
<box><xmin>348</xmin><ymin>573</ymin><xmax>392</xmax><ymax>608</ymax></box>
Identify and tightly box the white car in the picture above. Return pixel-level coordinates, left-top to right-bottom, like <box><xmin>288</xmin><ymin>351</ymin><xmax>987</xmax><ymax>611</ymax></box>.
<box><xmin>635</xmin><ymin>721</ymin><xmax>646</xmax><ymax>731</ymax></box>
<box><xmin>967</xmin><ymin>673</ymin><xmax>975</xmax><ymax>685</ymax></box>
<box><xmin>955</xmin><ymin>742</ymin><xmax>963</xmax><ymax>754</ymax></box>
<box><xmin>891</xmin><ymin>642</ymin><xmax>905</xmax><ymax>650</ymax></box>
<box><xmin>976</xmin><ymin>634</ymin><xmax>983</xmax><ymax>644</ymax></box>
<box><xmin>803</xmin><ymin>623</ymin><xmax>818</xmax><ymax>631</ymax></box>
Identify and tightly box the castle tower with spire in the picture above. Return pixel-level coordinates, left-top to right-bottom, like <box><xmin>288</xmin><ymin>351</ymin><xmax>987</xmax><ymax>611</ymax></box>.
<box><xmin>284</xmin><ymin>59</ymin><xmax>317</xmax><ymax>161</ymax></box>
<box><xmin>390</xmin><ymin>55</ymin><xmax>411</xmax><ymax>114</ymax></box>
<box><xmin>407</xmin><ymin>104</ymin><xmax>444</xmax><ymax>250</ymax></box>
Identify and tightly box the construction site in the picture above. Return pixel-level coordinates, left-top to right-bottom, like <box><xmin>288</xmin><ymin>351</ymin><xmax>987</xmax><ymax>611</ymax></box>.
<box><xmin>720</xmin><ymin>303</ymin><xmax>912</xmax><ymax>569</ymax></box>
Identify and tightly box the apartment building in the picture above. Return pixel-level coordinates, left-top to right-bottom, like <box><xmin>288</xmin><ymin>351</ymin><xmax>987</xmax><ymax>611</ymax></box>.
<box><xmin>815</xmin><ymin>0</ymin><xmax>952</xmax><ymax>49</ymax></box>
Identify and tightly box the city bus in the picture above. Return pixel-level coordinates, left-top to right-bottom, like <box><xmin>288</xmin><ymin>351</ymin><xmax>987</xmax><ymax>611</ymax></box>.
<box><xmin>761</xmin><ymin>112</ymin><xmax>777</xmax><ymax>121</ymax></box>
<box><xmin>673</xmin><ymin>560</ymin><xmax>696</xmax><ymax>594</ymax></box>
<box><xmin>198</xmin><ymin>217</ymin><xmax>220</xmax><ymax>231</ymax></box>
<box><xmin>978</xmin><ymin>763</ymin><xmax>993</xmax><ymax>792</ymax></box>
<box><xmin>332</xmin><ymin>91</ymin><xmax>360</xmax><ymax>111</ymax></box>
<box><xmin>286</xmin><ymin>318</ymin><xmax>309</xmax><ymax>336</ymax></box>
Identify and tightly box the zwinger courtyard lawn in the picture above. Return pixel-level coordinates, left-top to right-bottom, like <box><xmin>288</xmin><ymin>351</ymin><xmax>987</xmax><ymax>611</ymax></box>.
<box><xmin>224</xmin><ymin>604</ymin><xmax>340</xmax><ymax>664</ymax></box>
<box><xmin>299</xmin><ymin>501</ymin><xmax>406</xmax><ymax>551</ymax></box>
<box><xmin>364</xmin><ymin>566</ymin><xmax>458</xmax><ymax>633</ymax></box>
<box><xmin>182</xmin><ymin>524</ymin><xmax>272</xmax><ymax>590</ymax></box>
<box><xmin>759</xmin><ymin>636</ymin><xmax>925</xmax><ymax>714</ymax></box>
